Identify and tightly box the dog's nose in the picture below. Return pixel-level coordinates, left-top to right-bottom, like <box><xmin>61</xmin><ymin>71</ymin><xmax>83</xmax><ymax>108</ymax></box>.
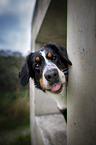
<box><xmin>44</xmin><ymin>69</ymin><xmax>59</xmax><ymax>82</ymax></box>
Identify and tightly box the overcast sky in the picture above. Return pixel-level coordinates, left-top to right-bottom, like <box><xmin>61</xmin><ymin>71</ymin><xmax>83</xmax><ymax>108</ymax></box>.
<box><xmin>0</xmin><ymin>0</ymin><xmax>36</xmax><ymax>56</ymax></box>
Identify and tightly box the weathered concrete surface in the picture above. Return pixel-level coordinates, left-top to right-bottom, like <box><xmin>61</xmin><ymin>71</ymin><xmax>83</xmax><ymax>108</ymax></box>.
<box><xmin>67</xmin><ymin>0</ymin><xmax>96</xmax><ymax>145</ymax></box>
<box><xmin>31</xmin><ymin>0</ymin><xmax>67</xmax><ymax>144</ymax></box>
<box><xmin>32</xmin><ymin>0</ymin><xmax>51</xmax><ymax>44</ymax></box>
<box><xmin>36</xmin><ymin>0</ymin><xmax>67</xmax><ymax>45</ymax></box>
<box><xmin>35</xmin><ymin>114</ymin><xmax>67</xmax><ymax>145</ymax></box>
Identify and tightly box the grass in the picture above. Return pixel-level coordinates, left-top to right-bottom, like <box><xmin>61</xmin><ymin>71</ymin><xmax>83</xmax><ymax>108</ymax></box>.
<box><xmin>10</xmin><ymin>133</ymin><xmax>31</xmax><ymax>145</ymax></box>
<box><xmin>0</xmin><ymin>89</ymin><xmax>30</xmax><ymax>130</ymax></box>
<box><xmin>0</xmin><ymin>89</ymin><xmax>31</xmax><ymax>145</ymax></box>
<box><xmin>0</xmin><ymin>115</ymin><xmax>30</xmax><ymax>131</ymax></box>
<box><xmin>0</xmin><ymin>128</ymin><xmax>31</xmax><ymax>145</ymax></box>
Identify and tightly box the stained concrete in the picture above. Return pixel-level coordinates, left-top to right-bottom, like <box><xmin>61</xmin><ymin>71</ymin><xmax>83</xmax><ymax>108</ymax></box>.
<box><xmin>36</xmin><ymin>0</ymin><xmax>67</xmax><ymax>45</ymax></box>
<box><xmin>67</xmin><ymin>0</ymin><xmax>96</xmax><ymax>145</ymax></box>
<box><xmin>35</xmin><ymin>114</ymin><xmax>67</xmax><ymax>145</ymax></box>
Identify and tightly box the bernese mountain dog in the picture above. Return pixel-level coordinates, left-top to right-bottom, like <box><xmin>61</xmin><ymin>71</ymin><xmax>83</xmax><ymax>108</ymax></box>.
<box><xmin>19</xmin><ymin>43</ymin><xmax>72</xmax><ymax>123</ymax></box>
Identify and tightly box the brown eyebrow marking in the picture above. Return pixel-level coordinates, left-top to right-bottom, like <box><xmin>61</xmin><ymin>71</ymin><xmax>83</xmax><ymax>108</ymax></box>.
<box><xmin>47</xmin><ymin>52</ymin><xmax>52</xmax><ymax>58</ymax></box>
<box><xmin>36</xmin><ymin>56</ymin><xmax>40</xmax><ymax>61</ymax></box>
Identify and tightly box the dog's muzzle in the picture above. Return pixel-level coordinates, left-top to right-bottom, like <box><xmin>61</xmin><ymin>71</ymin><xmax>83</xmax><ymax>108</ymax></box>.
<box><xmin>44</xmin><ymin>68</ymin><xmax>64</xmax><ymax>93</ymax></box>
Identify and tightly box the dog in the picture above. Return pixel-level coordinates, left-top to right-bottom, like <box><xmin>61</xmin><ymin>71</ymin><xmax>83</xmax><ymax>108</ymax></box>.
<box><xmin>19</xmin><ymin>43</ymin><xmax>72</xmax><ymax>123</ymax></box>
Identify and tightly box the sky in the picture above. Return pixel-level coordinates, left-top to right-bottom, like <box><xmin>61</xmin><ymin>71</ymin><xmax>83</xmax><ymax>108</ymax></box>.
<box><xmin>0</xmin><ymin>0</ymin><xmax>36</xmax><ymax>56</ymax></box>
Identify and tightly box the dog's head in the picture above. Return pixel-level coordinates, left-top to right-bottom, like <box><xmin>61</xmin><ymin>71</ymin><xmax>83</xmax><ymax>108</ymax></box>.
<box><xmin>19</xmin><ymin>43</ymin><xmax>72</xmax><ymax>94</ymax></box>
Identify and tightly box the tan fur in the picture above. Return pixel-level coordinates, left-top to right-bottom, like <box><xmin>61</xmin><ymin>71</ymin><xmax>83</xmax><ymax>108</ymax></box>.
<box><xmin>36</xmin><ymin>57</ymin><xmax>40</xmax><ymax>61</ymax></box>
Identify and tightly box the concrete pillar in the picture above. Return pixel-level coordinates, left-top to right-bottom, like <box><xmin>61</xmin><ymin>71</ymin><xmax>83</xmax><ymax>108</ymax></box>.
<box><xmin>67</xmin><ymin>0</ymin><xmax>96</xmax><ymax>145</ymax></box>
<box><xmin>30</xmin><ymin>1</ymin><xmax>67</xmax><ymax>144</ymax></box>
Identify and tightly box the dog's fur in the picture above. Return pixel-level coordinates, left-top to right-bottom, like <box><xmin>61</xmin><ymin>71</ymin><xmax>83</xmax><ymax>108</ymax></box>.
<box><xmin>19</xmin><ymin>43</ymin><xmax>72</xmax><ymax>122</ymax></box>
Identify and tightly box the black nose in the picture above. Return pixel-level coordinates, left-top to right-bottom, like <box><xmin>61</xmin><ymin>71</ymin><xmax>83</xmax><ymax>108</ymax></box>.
<box><xmin>44</xmin><ymin>69</ymin><xmax>59</xmax><ymax>82</ymax></box>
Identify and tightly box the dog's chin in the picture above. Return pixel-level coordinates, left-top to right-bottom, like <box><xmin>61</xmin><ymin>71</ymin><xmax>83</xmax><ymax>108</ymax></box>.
<box><xmin>46</xmin><ymin>83</ymin><xmax>65</xmax><ymax>94</ymax></box>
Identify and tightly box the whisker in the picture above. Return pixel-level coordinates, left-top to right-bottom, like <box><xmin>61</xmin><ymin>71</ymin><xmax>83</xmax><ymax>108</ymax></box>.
<box><xmin>63</xmin><ymin>67</ymin><xmax>71</xmax><ymax>72</ymax></box>
<box><xmin>63</xmin><ymin>67</ymin><xmax>72</xmax><ymax>87</ymax></box>
<box><xmin>63</xmin><ymin>68</ymin><xmax>68</xmax><ymax>71</ymax></box>
<box><xmin>65</xmin><ymin>75</ymin><xmax>69</xmax><ymax>78</ymax></box>
<box><xmin>64</xmin><ymin>71</ymin><xmax>68</xmax><ymax>73</ymax></box>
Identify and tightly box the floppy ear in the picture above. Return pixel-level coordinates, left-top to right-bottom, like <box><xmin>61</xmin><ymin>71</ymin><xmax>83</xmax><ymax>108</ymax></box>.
<box><xmin>44</xmin><ymin>43</ymin><xmax>72</xmax><ymax>65</ymax></box>
<box><xmin>18</xmin><ymin>53</ymin><xmax>32</xmax><ymax>86</ymax></box>
<box><xmin>56</xmin><ymin>45</ymin><xmax>72</xmax><ymax>65</ymax></box>
<box><xmin>19</xmin><ymin>62</ymin><xmax>29</xmax><ymax>86</ymax></box>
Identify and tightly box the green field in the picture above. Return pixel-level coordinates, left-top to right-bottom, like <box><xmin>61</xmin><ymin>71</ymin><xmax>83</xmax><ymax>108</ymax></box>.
<box><xmin>0</xmin><ymin>90</ymin><xmax>31</xmax><ymax>145</ymax></box>
<box><xmin>0</xmin><ymin>90</ymin><xmax>30</xmax><ymax>130</ymax></box>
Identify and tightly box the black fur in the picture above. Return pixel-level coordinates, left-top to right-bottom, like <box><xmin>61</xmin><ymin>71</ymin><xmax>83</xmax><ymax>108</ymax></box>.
<box><xmin>19</xmin><ymin>43</ymin><xmax>72</xmax><ymax>122</ymax></box>
<box><xmin>44</xmin><ymin>43</ymin><xmax>72</xmax><ymax>65</ymax></box>
<box><xmin>59</xmin><ymin>108</ymin><xmax>67</xmax><ymax>123</ymax></box>
<box><xmin>19</xmin><ymin>43</ymin><xmax>72</xmax><ymax>87</ymax></box>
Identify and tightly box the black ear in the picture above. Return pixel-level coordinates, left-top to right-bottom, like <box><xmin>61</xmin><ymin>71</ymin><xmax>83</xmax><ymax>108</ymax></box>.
<box><xmin>56</xmin><ymin>45</ymin><xmax>72</xmax><ymax>65</ymax></box>
<box><xmin>44</xmin><ymin>43</ymin><xmax>72</xmax><ymax>65</ymax></box>
<box><xmin>18</xmin><ymin>53</ymin><xmax>32</xmax><ymax>86</ymax></box>
<box><xmin>19</xmin><ymin>62</ymin><xmax>29</xmax><ymax>86</ymax></box>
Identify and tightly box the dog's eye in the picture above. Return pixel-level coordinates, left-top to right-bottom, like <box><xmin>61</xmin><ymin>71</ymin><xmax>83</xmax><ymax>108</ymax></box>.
<box><xmin>35</xmin><ymin>64</ymin><xmax>39</xmax><ymax>69</ymax></box>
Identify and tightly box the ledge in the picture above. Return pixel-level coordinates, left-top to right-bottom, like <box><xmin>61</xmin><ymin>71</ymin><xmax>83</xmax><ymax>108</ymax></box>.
<box><xmin>35</xmin><ymin>114</ymin><xmax>67</xmax><ymax>145</ymax></box>
<box><xmin>32</xmin><ymin>0</ymin><xmax>67</xmax><ymax>45</ymax></box>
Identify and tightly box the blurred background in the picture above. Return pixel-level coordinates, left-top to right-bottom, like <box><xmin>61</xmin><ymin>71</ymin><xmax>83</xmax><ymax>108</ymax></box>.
<box><xmin>0</xmin><ymin>0</ymin><xmax>36</xmax><ymax>145</ymax></box>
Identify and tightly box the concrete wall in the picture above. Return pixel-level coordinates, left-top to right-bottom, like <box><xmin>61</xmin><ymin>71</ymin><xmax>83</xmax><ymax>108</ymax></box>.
<box><xmin>67</xmin><ymin>0</ymin><xmax>96</xmax><ymax>145</ymax></box>
<box><xmin>31</xmin><ymin>0</ymin><xmax>96</xmax><ymax>144</ymax></box>
<box><xmin>30</xmin><ymin>0</ymin><xmax>67</xmax><ymax>145</ymax></box>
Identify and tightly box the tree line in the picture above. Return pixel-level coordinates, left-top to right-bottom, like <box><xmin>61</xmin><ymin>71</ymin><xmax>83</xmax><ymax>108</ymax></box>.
<box><xmin>0</xmin><ymin>50</ymin><xmax>27</xmax><ymax>92</ymax></box>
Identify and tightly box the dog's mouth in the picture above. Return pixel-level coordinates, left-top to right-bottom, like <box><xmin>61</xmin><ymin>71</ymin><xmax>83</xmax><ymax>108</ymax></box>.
<box><xmin>47</xmin><ymin>83</ymin><xmax>64</xmax><ymax>94</ymax></box>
